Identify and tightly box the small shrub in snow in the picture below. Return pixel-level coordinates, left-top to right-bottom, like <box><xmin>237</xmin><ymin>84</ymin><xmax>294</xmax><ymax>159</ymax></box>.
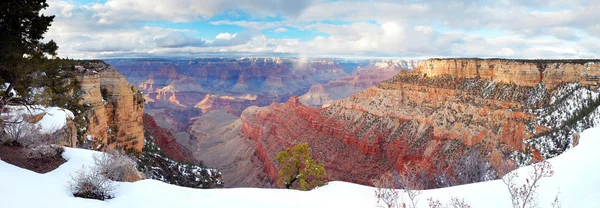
<box><xmin>94</xmin><ymin>148</ymin><xmax>144</xmax><ymax>182</ymax></box>
<box><xmin>503</xmin><ymin>160</ymin><xmax>554</xmax><ymax>208</ymax></box>
<box><xmin>373</xmin><ymin>171</ymin><xmax>401</xmax><ymax>208</ymax></box>
<box><xmin>27</xmin><ymin>144</ymin><xmax>64</xmax><ymax>160</ymax></box>
<box><xmin>428</xmin><ymin>197</ymin><xmax>471</xmax><ymax>208</ymax></box>
<box><xmin>551</xmin><ymin>192</ymin><xmax>561</xmax><ymax>208</ymax></box>
<box><xmin>69</xmin><ymin>166</ymin><xmax>115</xmax><ymax>201</ymax></box>
<box><xmin>1</xmin><ymin>122</ymin><xmax>40</xmax><ymax>147</ymax></box>
<box><xmin>373</xmin><ymin>163</ymin><xmax>424</xmax><ymax>208</ymax></box>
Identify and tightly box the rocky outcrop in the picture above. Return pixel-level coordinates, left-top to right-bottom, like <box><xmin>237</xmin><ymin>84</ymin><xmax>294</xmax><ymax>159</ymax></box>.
<box><xmin>240</xmin><ymin>58</ymin><xmax>600</xmax><ymax>187</ymax></box>
<box><xmin>418</xmin><ymin>59</ymin><xmax>600</xmax><ymax>89</ymax></box>
<box><xmin>77</xmin><ymin>62</ymin><xmax>144</xmax><ymax>152</ymax></box>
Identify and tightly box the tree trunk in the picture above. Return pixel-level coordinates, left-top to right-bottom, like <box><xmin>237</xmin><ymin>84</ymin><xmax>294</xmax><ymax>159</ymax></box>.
<box><xmin>285</xmin><ymin>176</ymin><xmax>298</xmax><ymax>189</ymax></box>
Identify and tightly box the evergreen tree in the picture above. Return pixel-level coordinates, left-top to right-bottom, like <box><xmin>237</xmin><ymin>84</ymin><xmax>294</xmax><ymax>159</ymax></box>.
<box><xmin>0</xmin><ymin>0</ymin><xmax>57</xmax><ymax>107</ymax></box>
<box><xmin>275</xmin><ymin>143</ymin><xmax>327</xmax><ymax>190</ymax></box>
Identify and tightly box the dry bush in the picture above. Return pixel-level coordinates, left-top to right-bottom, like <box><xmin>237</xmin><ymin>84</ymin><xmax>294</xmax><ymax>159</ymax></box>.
<box><xmin>373</xmin><ymin>171</ymin><xmax>401</xmax><ymax>208</ymax></box>
<box><xmin>428</xmin><ymin>197</ymin><xmax>471</xmax><ymax>208</ymax></box>
<box><xmin>27</xmin><ymin>144</ymin><xmax>64</xmax><ymax>159</ymax></box>
<box><xmin>551</xmin><ymin>192</ymin><xmax>561</xmax><ymax>208</ymax></box>
<box><xmin>1</xmin><ymin>122</ymin><xmax>40</xmax><ymax>147</ymax></box>
<box><xmin>373</xmin><ymin>163</ymin><xmax>424</xmax><ymax>208</ymax></box>
<box><xmin>399</xmin><ymin>164</ymin><xmax>424</xmax><ymax>208</ymax></box>
<box><xmin>434</xmin><ymin>149</ymin><xmax>497</xmax><ymax>188</ymax></box>
<box><xmin>503</xmin><ymin>160</ymin><xmax>554</xmax><ymax>208</ymax></box>
<box><xmin>68</xmin><ymin>166</ymin><xmax>115</xmax><ymax>201</ymax></box>
<box><xmin>94</xmin><ymin>148</ymin><xmax>144</xmax><ymax>182</ymax></box>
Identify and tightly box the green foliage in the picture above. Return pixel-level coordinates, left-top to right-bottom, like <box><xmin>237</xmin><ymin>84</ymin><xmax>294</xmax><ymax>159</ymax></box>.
<box><xmin>0</xmin><ymin>0</ymin><xmax>57</xmax><ymax>100</ymax></box>
<box><xmin>275</xmin><ymin>143</ymin><xmax>327</xmax><ymax>190</ymax></box>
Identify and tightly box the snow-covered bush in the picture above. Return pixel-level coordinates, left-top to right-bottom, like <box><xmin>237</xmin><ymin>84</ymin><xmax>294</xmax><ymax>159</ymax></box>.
<box><xmin>69</xmin><ymin>166</ymin><xmax>115</xmax><ymax>201</ymax></box>
<box><xmin>27</xmin><ymin>144</ymin><xmax>64</xmax><ymax>159</ymax></box>
<box><xmin>94</xmin><ymin>148</ymin><xmax>144</xmax><ymax>182</ymax></box>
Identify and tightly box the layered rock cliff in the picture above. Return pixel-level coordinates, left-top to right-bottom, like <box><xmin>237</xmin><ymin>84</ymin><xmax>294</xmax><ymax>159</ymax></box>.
<box><xmin>76</xmin><ymin>61</ymin><xmax>145</xmax><ymax>152</ymax></box>
<box><xmin>241</xmin><ymin>58</ymin><xmax>600</xmax><ymax>187</ymax></box>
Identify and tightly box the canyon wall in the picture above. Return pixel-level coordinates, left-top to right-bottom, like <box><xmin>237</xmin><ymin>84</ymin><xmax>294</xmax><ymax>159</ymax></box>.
<box><xmin>77</xmin><ymin>62</ymin><xmax>144</xmax><ymax>152</ymax></box>
<box><xmin>240</xmin><ymin>59</ymin><xmax>600</xmax><ymax>187</ymax></box>
<box><xmin>418</xmin><ymin>59</ymin><xmax>600</xmax><ymax>88</ymax></box>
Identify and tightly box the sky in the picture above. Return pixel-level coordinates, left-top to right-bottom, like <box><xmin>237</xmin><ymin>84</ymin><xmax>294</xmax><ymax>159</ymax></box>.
<box><xmin>43</xmin><ymin>0</ymin><xmax>600</xmax><ymax>59</ymax></box>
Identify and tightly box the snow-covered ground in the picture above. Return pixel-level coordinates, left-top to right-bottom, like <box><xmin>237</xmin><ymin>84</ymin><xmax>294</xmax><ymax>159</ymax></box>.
<box><xmin>5</xmin><ymin>105</ymin><xmax>74</xmax><ymax>134</ymax></box>
<box><xmin>1</xmin><ymin>128</ymin><xmax>599</xmax><ymax>207</ymax></box>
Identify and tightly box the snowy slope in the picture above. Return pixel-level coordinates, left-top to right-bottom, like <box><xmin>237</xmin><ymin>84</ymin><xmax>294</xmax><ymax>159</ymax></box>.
<box><xmin>5</xmin><ymin>105</ymin><xmax>74</xmax><ymax>134</ymax></box>
<box><xmin>1</xmin><ymin>128</ymin><xmax>600</xmax><ymax>207</ymax></box>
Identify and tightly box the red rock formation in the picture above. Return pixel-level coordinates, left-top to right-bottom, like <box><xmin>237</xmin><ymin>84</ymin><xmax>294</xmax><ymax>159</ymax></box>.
<box><xmin>77</xmin><ymin>63</ymin><xmax>144</xmax><ymax>152</ymax></box>
<box><xmin>240</xmin><ymin>59</ymin><xmax>600</xmax><ymax>188</ymax></box>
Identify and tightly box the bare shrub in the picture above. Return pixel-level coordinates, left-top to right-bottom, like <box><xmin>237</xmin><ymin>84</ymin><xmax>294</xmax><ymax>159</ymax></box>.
<box><xmin>27</xmin><ymin>144</ymin><xmax>64</xmax><ymax>159</ymax></box>
<box><xmin>503</xmin><ymin>160</ymin><xmax>554</xmax><ymax>208</ymax></box>
<box><xmin>428</xmin><ymin>197</ymin><xmax>471</xmax><ymax>208</ymax></box>
<box><xmin>434</xmin><ymin>149</ymin><xmax>497</xmax><ymax>188</ymax></box>
<box><xmin>94</xmin><ymin>148</ymin><xmax>144</xmax><ymax>182</ymax></box>
<box><xmin>551</xmin><ymin>192</ymin><xmax>561</xmax><ymax>208</ymax></box>
<box><xmin>373</xmin><ymin>163</ymin><xmax>424</xmax><ymax>208</ymax></box>
<box><xmin>399</xmin><ymin>164</ymin><xmax>424</xmax><ymax>208</ymax></box>
<box><xmin>452</xmin><ymin>150</ymin><xmax>497</xmax><ymax>185</ymax></box>
<box><xmin>2</xmin><ymin>122</ymin><xmax>40</xmax><ymax>147</ymax></box>
<box><xmin>373</xmin><ymin>171</ymin><xmax>401</xmax><ymax>208</ymax></box>
<box><xmin>68</xmin><ymin>165</ymin><xmax>115</xmax><ymax>201</ymax></box>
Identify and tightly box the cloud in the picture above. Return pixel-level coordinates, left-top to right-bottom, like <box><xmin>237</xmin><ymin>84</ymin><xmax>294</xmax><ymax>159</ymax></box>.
<box><xmin>155</xmin><ymin>33</ymin><xmax>207</xmax><ymax>48</ymax></box>
<box><xmin>274</xmin><ymin>27</ymin><xmax>288</xmax><ymax>33</ymax></box>
<box><xmin>41</xmin><ymin>0</ymin><xmax>600</xmax><ymax>59</ymax></box>
<box><xmin>88</xmin><ymin>0</ymin><xmax>318</xmax><ymax>24</ymax></box>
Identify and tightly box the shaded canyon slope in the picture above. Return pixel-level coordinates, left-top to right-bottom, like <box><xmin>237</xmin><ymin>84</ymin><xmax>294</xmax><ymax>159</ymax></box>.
<box><xmin>240</xmin><ymin>58</ymin><xmax>600</xmax><ymax>187</ymax></box>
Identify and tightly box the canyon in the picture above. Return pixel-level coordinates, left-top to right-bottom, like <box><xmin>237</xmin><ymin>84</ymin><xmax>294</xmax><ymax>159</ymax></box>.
<box><xmin>240</xmin><ymin>59</ymin><xmax>600</xmax><ymax>187</ymax></box>
<box><xmin>107</xmin><ymin>58</ymin><xmax>600</xmax><ymax>188</ymax></box>
<box><xmin>106</xmin><ymin>58</ymin><xmax>419</xmax><ymax>187</ymax></box>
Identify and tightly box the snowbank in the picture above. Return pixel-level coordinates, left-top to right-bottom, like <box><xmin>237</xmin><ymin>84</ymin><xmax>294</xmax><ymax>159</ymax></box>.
<box><xmin>0</xmin><ymin>128</ymin><xmax>599</xmax><ymax>207</ymax></box>
<box><xmin>5</xmin><ymin>105</ymin><xmax>74</xmax><ymax>134</ymax></box>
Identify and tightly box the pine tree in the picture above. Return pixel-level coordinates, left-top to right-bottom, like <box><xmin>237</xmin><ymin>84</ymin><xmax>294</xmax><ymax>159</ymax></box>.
<box><xmin>0</xmin><ymin>0</ymin><xmax>57</xmax><ymax>108</ymax></box>
<box><xmin>275</xmin><ymin>143</ymin><xmax>327</xmax><ymax>190</ymax></box>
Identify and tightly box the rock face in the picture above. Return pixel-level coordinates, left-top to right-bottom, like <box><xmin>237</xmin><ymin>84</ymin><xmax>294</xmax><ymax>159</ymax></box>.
<box><xmin>77</xmin><ymin>62</ymin><xmax>145</xmax><ymax>152</ymax></box>
<box><xmin>418</xmin><ymin>59</ymin><xmax>600</xmax><ymax>89</ymax></box>
<box><xmin>240</xmin><ymin>58</ymin><xmax>600</xmax><ymax>187</ymax></box>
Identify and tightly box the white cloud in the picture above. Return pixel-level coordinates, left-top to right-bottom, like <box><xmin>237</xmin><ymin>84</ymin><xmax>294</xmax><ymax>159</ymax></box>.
<box><xmin>155</xmin><ymin>33</ymin><xmax>207</xmax><ymax>48</ymax></box>
<box><xmin>216</xmin><ymin>33</ymin><xmax>237</xmax><ymax>40</ymax></box>
<box><xmin>42</xmin><ymin>0</ymin><xmax>600</xmax><ymax>59</ymax></box>
<box><xmin>274</xmin><ymin>27</ymin><xmax>288</xmax><ymax>33</ymax></box>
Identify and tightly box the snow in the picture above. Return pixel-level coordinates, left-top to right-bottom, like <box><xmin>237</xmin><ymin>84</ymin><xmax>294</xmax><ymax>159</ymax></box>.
<box><xmin>6</xmin><ymin>105</ymin><xmax>74</xmax><ymax>134</ymax></box>
<box><xmin>1</xmin><ymin>128</ymin><xmax>600</xmax><ymax>207</ymax></box>
<box><xmin>2</xmin><ymin>83</ymin><xmax>17</xmax><ymax>97</ymax></box>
